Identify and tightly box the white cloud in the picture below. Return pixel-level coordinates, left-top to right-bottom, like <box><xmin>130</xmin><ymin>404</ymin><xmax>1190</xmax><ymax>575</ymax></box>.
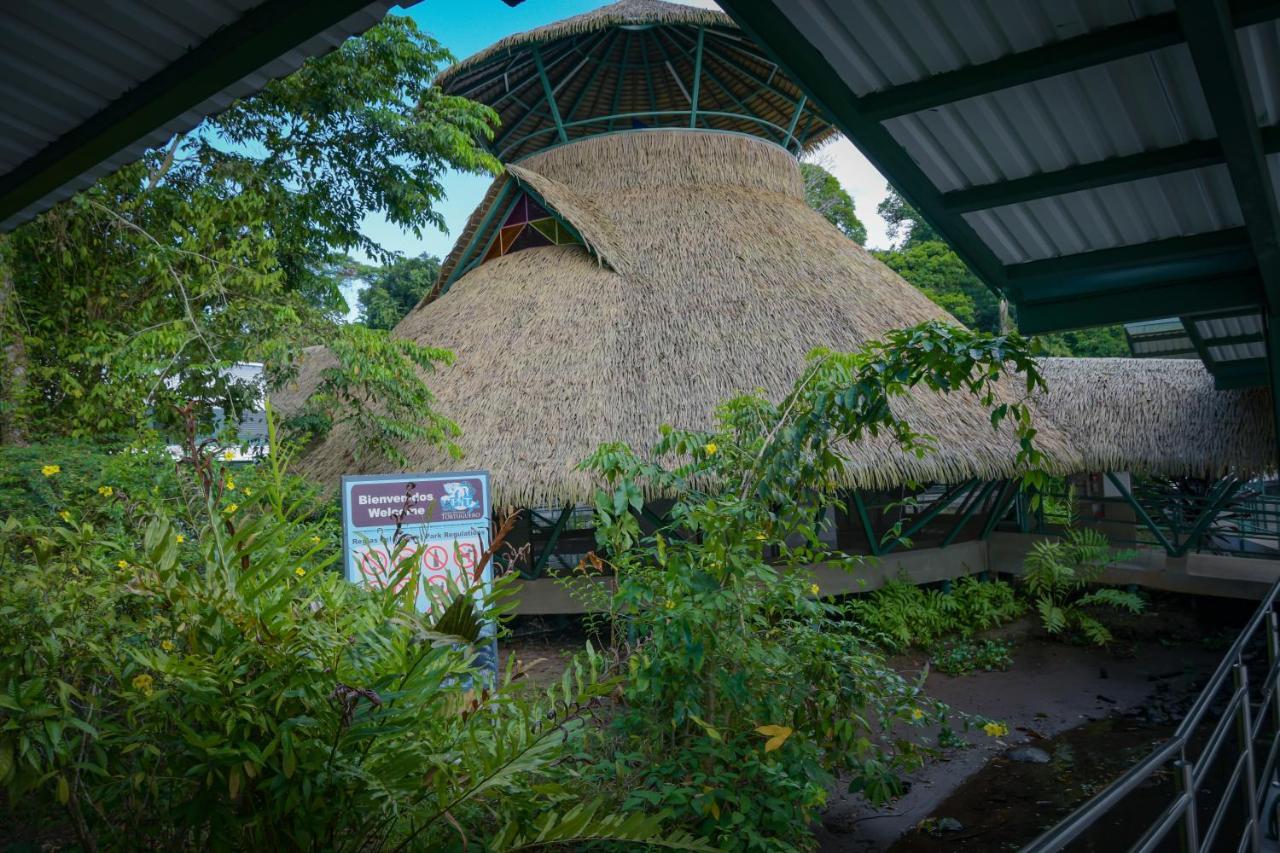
<box><xmin>669</xmin><ymin>0</ymin><xmax>893</xmax><ymax>248</ymax></box>
<box><xmin>805</xmin><ymin>136</ymin><xmax>893</xmax><ymax>249</ymax></box>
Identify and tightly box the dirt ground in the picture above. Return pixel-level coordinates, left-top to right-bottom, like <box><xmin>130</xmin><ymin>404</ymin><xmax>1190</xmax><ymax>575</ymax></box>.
<box><xmin>502</xmin><ymin>594</ymin><xmax>1251</xmax><ymax>852</ymax></box>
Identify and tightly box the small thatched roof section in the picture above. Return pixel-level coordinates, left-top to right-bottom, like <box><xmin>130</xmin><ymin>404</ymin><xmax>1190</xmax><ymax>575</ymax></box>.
<box><xmin>429</xmin><ymin>165</ymin><xmax>630</xmax><ymax>302</ymax></box>
<box><xmin>1037</xmin><ymin>358</ymin><xmax>1275</xmax><ymax>479</ymax></box>
<box><xmin>436</xmin><ymin>0</ymin><xmax>834</xmax><ymax>162</ymax></box>
<box><xmin>296</xmin><ymin>131</ymin><xmax>1086</xmax><ymax>505</ymax></box>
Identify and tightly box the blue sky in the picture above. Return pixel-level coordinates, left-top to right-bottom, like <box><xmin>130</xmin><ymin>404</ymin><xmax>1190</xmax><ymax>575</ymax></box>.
<box><xmin>354</xmin><ymin>0</ymin><xmax>891</xmax><ymax>283</ymax></box>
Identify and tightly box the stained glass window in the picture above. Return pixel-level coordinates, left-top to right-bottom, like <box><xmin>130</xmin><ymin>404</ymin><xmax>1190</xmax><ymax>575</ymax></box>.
<box><xmin>481</xmin><ymin>192</ymin><xmax>580</xmax><ymax>263</ymax></box>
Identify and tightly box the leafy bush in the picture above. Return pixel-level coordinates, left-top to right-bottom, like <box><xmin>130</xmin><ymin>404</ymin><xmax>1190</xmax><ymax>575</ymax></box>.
<box><xmin>931</xmin><ymin>639</ymin><xmax>1013</xmax><ymax>676</ymax></box>
<box><xmin>574</xmin><ymin>323</ymin><xmax>1045</xmax><ymax>850</ymax></box>
<box><xmin>848</xmin><ymin>575</ymin><xmax>1025</xmax><ymax>652</ymax></box>
<box><xmin>0</xmin><ymin>422</ymin><xmax>701</xmax><ymax>851</ymax></box>
<box><xmin>1023</xmin><ymin>527</ymin><xmax>1144</xmax><ymax>645</ymax></box>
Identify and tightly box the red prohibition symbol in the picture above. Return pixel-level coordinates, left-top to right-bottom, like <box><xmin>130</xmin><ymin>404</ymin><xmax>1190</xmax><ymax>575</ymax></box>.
<box><xmin>422</xmin><ymin>544</ymin><xmax>449</xmax><ymax>572</ymax></box>
<box><xmin>456</xmin><ymin>542</ymin><xmax>478</xmax><ymax>570</ymax></box>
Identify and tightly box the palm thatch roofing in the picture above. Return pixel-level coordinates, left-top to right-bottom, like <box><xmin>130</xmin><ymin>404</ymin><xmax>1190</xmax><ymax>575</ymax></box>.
<box><xmin>1037</xmin><ymin>358</ymin><xmax>1275</xmax><ymax>480</ymax></box>
<box><xmin>435</xmin><ymin>0</ymin><xmax>834</xmax><ymax>162</ymax></box>
<box><xmin>286</xmin><ymin>130</ymin><xmax>1108</xmax><ymax>506</ymax></box>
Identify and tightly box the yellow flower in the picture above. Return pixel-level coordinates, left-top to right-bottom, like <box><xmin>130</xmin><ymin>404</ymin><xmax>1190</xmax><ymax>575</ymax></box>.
<box><xmin>224</xmin><ymin>478</ymin><xmax>236</xmax><ymax>491</ymax></box>
<box><xmin>983</xmin><ymin>722</ymin><xmax>1009</xmax><ymax>738</ymax></box>
<box><xmin>131</xmin><ymin>673</ymin><xmax>154</xmax><ymax>696</ymax></box>
<box><xmin>755</xmin><ymin>531</ymin><xmax>767</xmax><ymax>540</ymax></box>
<box><xmin>809</xmin><ymin>583</ymin><xmax>820</xmax><ymax>596</ymax></box>
<box><xmin>117</xmin><ymin>560</ymin><xmax>129</xmax><ymax>570</ymax></box>
<box><xmin>310</xmin><ymin>536</ymin><xmax>321</xmax><ymax>545</ymax></box>
<box><xmin>223</xmin><ymin>503</ymin><xmax>239</xmax><ymax>515</ymax></box>
<box><xmin>242</xmin><ymin>487</ymin><xmax>252</xmax><ymax>496</ymax></box>
<box><xmin>97</xmin><ymin>485</ymin><xmax>114</xmax><ymax>498</ymax></box>
<box><xmin>294</xmin><ymin>567</ymin><xmax>306</xmax><ymax>578</ymax></box>
<box><xmin>911</xmin><ymin>708</ymin><xmax>925</xmax><ymax>721</ymax></box>
<box><xmin>160</xmin><ymin>639</ymin><xmax>175</xmax><ymax>652</ymax></box>
<box><xmin>58</xmin><ymin>510</ymin><xmax>72</xmax><ymax>522</ymax></box>
<box><xmin>704</xmin><ymin>442</ymin><xmax>718</xmax><ymax>456</ymax></box>
<box><xmin>664</xmin><ymin>599</ymin><xmax>676</xmax><ymax>610</ymax></box>
<box><xmin>223</xmin><ymin>450</ymin><xmax>235</xmax><ymax>460</ymax></box>
<box><xmin>41</xmin><ymin>464</ymin><xmax>61</xmax><ymax>477</ymax></box>
<box><xmin>175</xmin><ymin>534</ymin><xmax>185</xmax><ymax>544</ymax></box>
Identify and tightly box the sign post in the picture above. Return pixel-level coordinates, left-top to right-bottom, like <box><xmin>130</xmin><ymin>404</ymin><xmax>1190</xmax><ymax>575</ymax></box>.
<box><xmin>340</xmin><ymin>471</ymin><xmax>496</xmax><ymax>680</ymax></box>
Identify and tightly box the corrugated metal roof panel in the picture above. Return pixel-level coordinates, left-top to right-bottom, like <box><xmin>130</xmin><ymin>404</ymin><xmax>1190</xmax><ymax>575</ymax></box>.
<box><xmin>0</xmin><ymin>1</ymin><xmax>401</xmax><ymax>230</ymax></box>
<box><xmin>784</xmin><ymin>0</ymin><xmax>1174</xmax><ymax>98</ymax></box>
<box><xmin>963</xmin><ymin>165</ymin><xmax>1242</xmax><ymax>265</ymax></box>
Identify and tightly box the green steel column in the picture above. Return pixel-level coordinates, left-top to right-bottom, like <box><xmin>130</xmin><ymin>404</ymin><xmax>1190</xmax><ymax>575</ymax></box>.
<box><xmin>689</xmin><ymin>27</ymin><xmax>705</xmax><ymax>128</ymax></box>
<box><xmin>1105</xmin><ymin>472</ymin><xmax>1175</xmax><ymax>554</ymax></box>
<box><xmin>531</xmin><ymin>505</ymin><xmax>573</xmax><ymax>578</ymax></box>
<box><xmin>532</xmin><ymin>45</ymin><xmax>568</xmax><ymax>145</ymax></box>
<box><xmin>851</xmin><ymin>491</ymin><xmax>880</xmax><ymax>556</ymax></box>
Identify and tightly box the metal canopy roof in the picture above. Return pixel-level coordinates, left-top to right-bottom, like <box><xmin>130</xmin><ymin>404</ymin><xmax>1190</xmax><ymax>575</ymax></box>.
<box><xmin>0</xmin><ymin>0</ymin><xmax>407</xmax><ymax>232</ymax></box>
<box><xmin>717</xmin><ymin>0</ymin><xmax>1280</xmax><ymax>398</ymax></box>
<box><xmin>435</xmin><ymin>0</ymin><xmax>833</xmax><ymax>163</ymax></box>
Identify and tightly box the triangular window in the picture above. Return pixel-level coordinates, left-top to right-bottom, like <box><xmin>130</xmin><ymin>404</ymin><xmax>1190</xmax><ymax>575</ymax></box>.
<box><xmin>480</xmin><ymin>191</ymin><xmax>580</xmax><ymax>263</ymax></box>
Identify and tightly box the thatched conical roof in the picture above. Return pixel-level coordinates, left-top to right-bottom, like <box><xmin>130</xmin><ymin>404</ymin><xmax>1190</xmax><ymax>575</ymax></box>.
<box><xmin>436</xmin><ymin>0</ymin><xmax>834</xmax><ymax>162</ymax></box>
<box><xmin>290</xmin><ymin>131</ymin><xmax>1091</xmax><ymax>505</ymax></box>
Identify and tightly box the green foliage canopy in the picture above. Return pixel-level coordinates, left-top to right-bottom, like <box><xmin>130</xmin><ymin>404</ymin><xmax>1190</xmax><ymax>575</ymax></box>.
<box><xmin>356</xmin><ymin>253</ymin><xmax>442</xmax><ymax>330</ymax></box>
<box><xmin>799</xmin><ymin>162</ymin><xmax>867</xmax><ymax>244</ymax></box>
<box><xmin>0</xmin><ymin>16</ymin><xmax>498</xmax><ymax>460</ymax></box>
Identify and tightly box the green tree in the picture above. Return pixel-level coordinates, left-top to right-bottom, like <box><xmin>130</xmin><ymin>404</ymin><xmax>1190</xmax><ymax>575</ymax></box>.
<box><xmin>356</xmin><ymin>253</ymin><xmax>442</xmax><ymax>330</ymax></box>
<box><xmin>1034</xmin><ymin>325</ymin><xmax>1130</xmax><ymax>357</ymax></box>
<box><xmin>0</xmin><ymin>16</ymin><xmax>499</xmax><ymax>459</ymax></box>
<box><xmin>800</xmin><ymin>162</ymin><xmax>867</xmax><ymax>243</ymax></box>
<box><xmin>877</xmin><ymin>187</ymin><xmax>940</xmax><ymax>248</ymax></box>
<box><xmin>873</xmin><ymin>187</ymin><xmax>1132</xmax><ymax>356</ymax></box>
<box><xmin>874</xmin><ymin>241</ymin><xmax>1000</xmax><ymax>332</ymax></box>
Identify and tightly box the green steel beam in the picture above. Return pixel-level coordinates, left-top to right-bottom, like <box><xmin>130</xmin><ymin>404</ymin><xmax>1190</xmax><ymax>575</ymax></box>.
<box><xmin>943</xmin><ymin>127</ymin><xmax>1280</xmax><ymax>213</ymax></box>
<box><xmin>1214</xmin><ymin>357</ymin><xmax>1269</xmax><ymax>390</ymax></box>
<box><xmin>980</xmin><ymin>480</ymin><xmax>1018</xmax><ymax>540</ymax></box>
<box><xmin>689</xmin><ymin>27</ymin><xmax>705</xmax><ymax>128</ymax></box>
<box><xmin>440</xmin><ymin>179</ymin><xmax>516</xmax><ymax>293</ymax></box>
<box><xmin>1106</xmin><ymin>473</ymin><xmax>1176</xmax><ymax>555</ymax></box>
<box><xmin>643</xmin><ymin>30</ymin><xmax>659</xmax><ymax>114</ymax></box>
<box><xmin>1016</xmin><ymin>273</ymin><xmax>1263</xmax><ymax>334</ymax></box>
<box><xmin>850</xmin><ymin>491</ymin><xmax>880</xmax><ymax>557</ymax></box>
<box><xmin>941</xmin><ymin>480</ymin><xmax>998</xmax><ymax>548</ymax></box>
<box><xmin>531</xmin><ymin>505</ymin><xmax>574</xmax><ymax>578</ymax></box>
<box><xmin>857</xmin><ymin>13</ymin><xmax>1184</xmax><ymax>121</ymax></box>
<box><xmin>1005</xmin><ymin>228</ymin><xmax>1254</xmax><ymax>298</ymax></box>
<box><xmin>880</xmin><ymin>480</ymin><xmax>976</xmax><ymax>555</ymax></box>
<box><xmin>563</xmin><ymin>29</ymin><xmax>622</xmax><ymax>124</ymax></box>
<box><xmin>0</xmin><ymin>0</ymin><xmax>386</xmax><ymax>228</ymax></box>
<box><xmin>783</xmin><ymin>95</ymin><xmax>807</xmax><ymax>152</ymax></box>
<box><xmin>1269</xmin><ymin>321</ymin><xmax>1280</xmax><ymax>443</ymax></box>
<box><xmin>1178</xmin><ymin>0</ymin><xmax>1280</xmax><ymax>313</ymax></box>
<box><xmin>1181</xmin><ymin>313</ymin><xmax>1218</xmax><ymax>372</ymax></box>
<box><xmin>1175</xmin><ymin>477</ymin><xmax>1243</xmax><ymax>556</ymax></box>
<box><xmin>718</xmin><ymin>0</ymin><xmax>1014</xmax><ymax>299</ymax></box>
<box><xmin>661</xmin><ymin>27</ymin><xmax>786</xmax><ymax>144</ymax></box>
<box><xmin>1178</xmin><ymin>0</ymin><xmax>1280</xmax><ymax>468</ymax></box>
<box><xmin>609</xmin><ymin>28</ymin><xmax>632</xmax><ymax>132</ymax></box>
<box><xmin>531</xmin><ymin>45</ymin><xmax>568</xmax><ymax>145</ymax></box>
<box><xmin>854</xmin><ymin>1</ymin><xmax>1280</xmax><ymax>122</ymax></box>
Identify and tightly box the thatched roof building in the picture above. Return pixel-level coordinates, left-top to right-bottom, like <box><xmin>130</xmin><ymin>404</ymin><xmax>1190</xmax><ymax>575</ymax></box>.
<box><xmin>285</xmin><ymin>0</ymin><xmax>1274</xmax><ymax>506</ymax></box>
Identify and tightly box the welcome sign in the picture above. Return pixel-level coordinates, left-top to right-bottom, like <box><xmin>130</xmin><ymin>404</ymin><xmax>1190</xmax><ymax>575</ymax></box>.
<box><xmin>340</xmin><ymin>471</ymin><xmax>495</xmax><ymax>679</ymax></box>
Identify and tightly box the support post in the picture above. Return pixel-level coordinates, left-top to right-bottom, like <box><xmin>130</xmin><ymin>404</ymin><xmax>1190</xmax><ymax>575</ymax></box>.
<box><xmin>783</xmin><ymin>94</ymin><xmax>807</xmax><ymax>152</ymax></box>
<box><xmin>1106</xmin><ymin>472</ymin><xmax>1176</xmax><ymax>554</ymax></box>
<box><xmin>851</xmin><ymin>491</ymin><xmax>880</xmax><ymax>556</ymax></box>
<box><xmin>689</xmin><ymin>27</ymin><xmax>704</xmax><ymax>128</ymax></box>
<box><xmin>1174</xmin><ymin>476</ymin><xmax>1243</xmax><ymax>556</ymax></box>
<box><xmin>532</xmin><ymin>45</ymin><xmax>568</xmax><ymax>145</ymax></box>
<box><xmin>530</xmin><ymin>505</ymin><xmax>573</xmax><ymax>579</ymax></box>
<box><xmin>941</xmin><ymin>480</ymin><xmax>998</xmax><ymax>548</ymax></box>
<box><xmin>880</xmin><ymin>479</ymin><xmax>976</xmax><ymax>555</ymax></box>
<box><xmin>980</xmin><ymin>480</ymin><xmax>1017</xmax><ymax>540</ymax></box>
